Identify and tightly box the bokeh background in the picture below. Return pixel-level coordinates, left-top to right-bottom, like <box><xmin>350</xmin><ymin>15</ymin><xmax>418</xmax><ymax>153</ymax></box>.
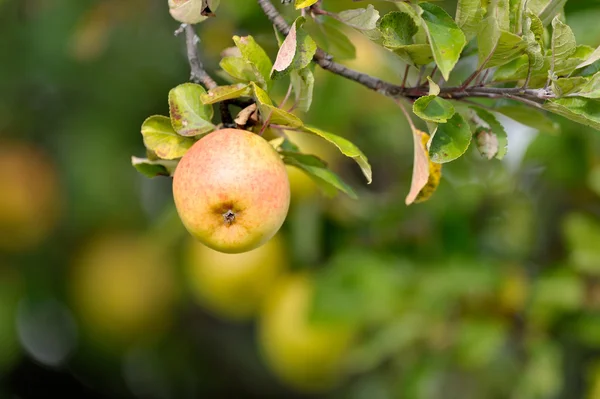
<box><xmin>2</xmin><ymin>0</ymin><xmax>600</xmax><ymax>398</ymax></box>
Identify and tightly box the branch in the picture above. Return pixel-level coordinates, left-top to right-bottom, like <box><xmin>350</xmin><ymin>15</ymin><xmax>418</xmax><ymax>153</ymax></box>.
<box><xmin>256</xmin><ymin>0</ymin><xmax>554</xmax><ymax>109</ymax></box>
<box><xmin>179</xmin><ymin>24</ymin><xmax>234</xmax><ymax>127</ymax></box>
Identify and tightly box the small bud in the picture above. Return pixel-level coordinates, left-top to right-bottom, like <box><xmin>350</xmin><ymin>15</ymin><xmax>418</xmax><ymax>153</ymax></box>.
<box><xmin>168</xmin><ymin>0</ymin><xmax>220</xmax><ymax>25</ymax></box>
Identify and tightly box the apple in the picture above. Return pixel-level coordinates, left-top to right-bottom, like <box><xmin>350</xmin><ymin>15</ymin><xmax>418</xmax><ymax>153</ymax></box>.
<box><xmin>0</xmin><ymin>142</ymin><xmax>60</xmax><ymax>251</ymax></box>
<box><xmin>168</xmin><ymin>0</ymin><xmax>220</xmax><ymax>25</ymax></box>
<box><xmin>69</xmin><ymin>233</ymin><xmax>177</xmax><ymax>348</ymax></box>
<box><xmin>185</xmin><ymin>233</ymin><xmax>287</xmax><ymax>321</ymax></box>
<box><xmin>173</xmin><ymin>128</ymin><xmax>290</xmax><ymax>254</ymax></box>
<box><xmin>258</xmin><ymin>273</ymin><xmax>355</xmax><ymax>392</ymax></box>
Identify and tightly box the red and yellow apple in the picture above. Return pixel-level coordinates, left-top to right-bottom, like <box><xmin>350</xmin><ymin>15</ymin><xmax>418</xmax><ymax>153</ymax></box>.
<box><xmin>185</xmin><ymin>233</ymin><xmax>288</xmax><ymax>321</ymax></box>
<box><xmin>258</xmin><ymin>273</ymin><xmax>355</xmax><ymax>392</ymax></box>
<box><xmin>173</xmin><ymin>128</ymin><xmax>290</xmax><ymax>254</ymax></box>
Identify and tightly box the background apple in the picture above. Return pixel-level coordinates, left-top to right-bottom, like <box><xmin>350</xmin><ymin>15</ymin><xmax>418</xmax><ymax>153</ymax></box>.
<box><xmin>184</xmin><ymin>233</ymin><xmax>288</xmax><ymax>321</ymax></box>
<box><xmin>258</xmin><ymin>273</ymin><xmax>355</xmax><ymax>392</ymax></box>
<box><xmin>173</xmin><ymin>129</ymin><xmax>290</xmax><ymax>254</ymax></box>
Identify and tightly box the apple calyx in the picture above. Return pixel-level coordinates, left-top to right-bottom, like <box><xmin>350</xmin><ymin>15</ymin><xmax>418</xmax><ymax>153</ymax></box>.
<box><xmin>223</xmin><ymin>209</ymin><xmax>236</xmax><ymax>225</ymax></box>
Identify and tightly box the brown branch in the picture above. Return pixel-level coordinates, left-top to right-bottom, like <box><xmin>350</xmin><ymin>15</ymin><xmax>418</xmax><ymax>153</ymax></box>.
<box><xmin>180</xmin><ymin>24</ymin><xmax>234</xmax><ymax>126</ymax></box>
<box><xmin>257</xmin><ymin>0</ymin><xmax>553</xmax><ymax>108</ymax></box>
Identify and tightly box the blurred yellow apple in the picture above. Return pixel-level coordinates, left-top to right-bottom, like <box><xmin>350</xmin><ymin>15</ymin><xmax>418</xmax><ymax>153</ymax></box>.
<box><xmin>258</xmin><ymin>273</ymin><xmax>355</xmax><ymax>392</ymax></box>
<box><xmin>69</xmin><ymin>233</ymin><xmax>176</xmax><ymax>347</ymax></box>
<box><xmin>0</xmin><ymin>142</ymin><xmax>61</xmax><ymax>251</ymax></box>
<box><xmin>185</xmin><ymin>234</ymin><xmax>288</xmax><ymax>321</ymax></box>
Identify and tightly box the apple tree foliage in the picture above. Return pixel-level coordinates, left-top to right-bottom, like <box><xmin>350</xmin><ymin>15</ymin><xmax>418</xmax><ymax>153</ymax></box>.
<box><xmin>133</xmin><ymin>0</ymin><xmax>600</xmax><ymax>206</ymax></box>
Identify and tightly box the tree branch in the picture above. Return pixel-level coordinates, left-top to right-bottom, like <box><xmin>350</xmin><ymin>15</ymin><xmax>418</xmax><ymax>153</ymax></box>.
<box><xmin>256</xmin><ymin>0</ymin><xmax>554</xmax><ymax>109</ymax></box>
<box><xmin>179</xmin><ymin>24</ymin><xmax>234</xmax><ymax>127</ymax></box>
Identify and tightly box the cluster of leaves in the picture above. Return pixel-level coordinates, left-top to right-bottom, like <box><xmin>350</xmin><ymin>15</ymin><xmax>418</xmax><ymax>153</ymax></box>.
<box><xmin>132</xmin><ymin>24</ymin><xmax>372</xmax><ymax>200</ymax></box>
<box><xmin>134</xmin><ymin>0</ymin><xmax>600</xmax><ymax>205</ymax></box>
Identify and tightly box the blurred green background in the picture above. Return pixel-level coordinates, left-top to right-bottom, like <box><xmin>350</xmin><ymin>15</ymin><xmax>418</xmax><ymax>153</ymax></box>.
<box><xmin>2</xmin><ymin>0</ymin><xmax>600</xmax><ymax>398</ymax></box>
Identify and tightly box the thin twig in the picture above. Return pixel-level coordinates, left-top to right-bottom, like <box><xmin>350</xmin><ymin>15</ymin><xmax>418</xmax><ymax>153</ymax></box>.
<box><xmin>415</xmin><ymin>66</ymin><xmax>425</xmax><ymax>88</ymax></box>
<box><xmin>182</xmin><ymin>24</ymin><xmax>217</xmax><ymax>89</ymax></box>
<box><xmin>401</xmin><ymin>65</ymin><xmax>410</xmax><ymax>89</ymax></box>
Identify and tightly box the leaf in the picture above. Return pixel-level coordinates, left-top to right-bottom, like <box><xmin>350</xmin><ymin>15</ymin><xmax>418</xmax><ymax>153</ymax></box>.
<box><xmin>378</xmin><ymin>11</ymin><xmax>417</xmax><ymax>48</ymax></box>
<box><xmin>233</xmin><ymin>35</ymin><xmax>273</xmax><ymax>89</ymax></box>
<box><xmin>234</xmin><ymin>103</ymin><xmax>257</xmax><ymax>126</ymax></box>
<box><xmin>303</xmin><ymin>18</ymin><xmax>356</xmax><ymax>60</ymax></box>
<box><xmin>219</xmin><ymin>56</ymin><xmax>261</xmax><ymax>83</ymax></box>
<box><xmin>392</xmin><ymin>44</ymin><xmax>434</xmax><ymax>66</ymax></box>
<box><xmin>471</xmin><ymin>107</ymin><xmax>508</xmax><ymax>160</ymax></box>
<box><xmin>338</xmin><ymin>5</ymin><xmax>380</xmax><ymax>31</ymax></box>
<box><xmin>200</xmin><ymin>84</ymin><xmax>251</xmax><ymax>104</ymax></box>
<box><xmin>415</xmin><ymin>131</ymin><xmax>442</xmax><ymax>204</ymax></box>
<box><xmin>406</xmin><ymin>129</ymin><xmax>430</xmax><ymax>205</ymax></box>
<box><xmin>413</xmin><ymin>95</ymin><xmax>455</xmax><ymax>123</ymax></box>
<box><xmin>141</xmin><ymin>116</ymin><xmax>195</xmax><ymax>160</ymax></box>
<box><xmin>290</xmin><ymin>67</ymin><xmax>314</xmax><ymax>112</ymax></box>
<box><xmin>563</xmin><ymin>212</ymin><xmax>600</xmax><ymax>275</ymax></box>
<box><xmin>551</xmin><ymin>16</ymin><xmax>577</xmax><ymax>72</ymax></box>
<box><xmin>544</xmin><ymin>97</ymin><xmax>600</xmax><ymax>131</ymax></box>
<box><xmin>529</xmin><ymin>0</ymin><xmax>568</xmax><ymax>26</ymax></box>
<box><xmin>478</xmin><ymin>16</ymin><xmax>527</xmax><ymax>69</ymax></box>
<box><xmin>551</xmin><ymin>76</ymin><xmax>589</xmax><ymax>97</ymax></box>
<box><xmin>577</xmin><ymin>46</ymin><xmax>600</xmax><ymax>69</ymax></box>
<box><xmin>428</xmin><ymin>77</ymin><xmax>440</xmax><ymax>96</ymax></box>
<box><xmin>295</xmin><ymin>0</ymin><xmax>318</xmax><ymax>9</ymax></box>
<box><xmin>301</xmin><ymin>125</ymin><xmax>372</xmax><ymax>184</ymax></box>
<box><xmin>419</xmin><ymin>2</ymin><xmax>467</xmax><ymax>80</ymax></box>
<box><xmin>523</xmin><ymin>15</ymin><xmax>545</xmax><ymax>72</ymax></box>
<box><xmin>428</xmin><ymin>112</ymin><xmax>472</xmax><ymax>163</ymax></box>
<box><xmin>576</xmin><ymin>73</ymin><xmax>600</xmax><ymax>99</ymax></box>
<box><xmin>456</xmin><ymin>0</ymin><xmax>485</xmax><ymax>41</ymax></box>
<box><xmin>131</xmin><ymin>156</ymin><xmax>178</xmax><ymax>178</ymax></box>
<box><xmin>282</xmin><ymin>152</ymin><xmax>357</xmax><ymax>199</ymax></box>
<box><xmin>251</xmin><ymin>83</ymin><xmax>304</xmax><ymax>128</ymax></box>
<box><xmin>489</xmin><ymin>0</ymin><xmax>510</xmax><ymax>31</ymax></box>
<box><xmin>271</xmin><ymin>17</ymin><xmax>317</xmax><ymax>79</ymax></box>
<box><xmin>493</xmin><ymin>105</ymin><xmax>560</xmax><ymax>134</ymax></box>
<box><xmin>168</xmin><ymin>83</ymin><xmax>215</xmax><ymax>137</ymax></box>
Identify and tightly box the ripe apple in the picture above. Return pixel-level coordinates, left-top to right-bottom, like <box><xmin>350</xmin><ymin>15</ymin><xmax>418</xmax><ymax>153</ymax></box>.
<box><xmin>173</xmin><ymin>128</ymin><xmax>290</xmax><ymax>254</ymax></box>
<box><xmin>258</xmin><ymin>273</ymin><xmax>355</xmax><ymax>392</ymax></box>
<box><xmin>185</xmin><ymin>233</ymin><xmax>287</xmax><ymax>321</ymax></box>
<box><xmin>69</xmin><ymin>233</ymin><xmax>177</xmax><ymax>348</ymax></box>
<box><xmin>0</xmin><ymin>142</ymin><xmax>60</xmax><ymax>251</ymax></box>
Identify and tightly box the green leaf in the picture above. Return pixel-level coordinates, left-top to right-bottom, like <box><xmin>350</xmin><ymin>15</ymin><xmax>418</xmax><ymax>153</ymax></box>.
<box><xmin>233</xmin><ymin>35</ymin><xmax>273</xmax><ymax>89</ymax></box>
<box><xmin>413</xmin><ymin>95</ymin><xmax>455</xmax><ymax>123</ymax></box>
<box><xmin>338</xmin><ymin>5</ymin><xmax>380</xmax><ymax>31</ymax></box>
<box><xmin>141</xmin><ymin>116</ymin><xmax>195</xmax><ymax>160</ymax></box>
<box><xmin>251</xmin><ymin>83</ymin><xmax>303</xmax><ymax>128</ymax></box>
<box><xmin>478</xmin><ymin>17</ymin><xmax>527</xmax><ymax>69</ymax></box>
<box><xmin>489</xmin><ymin>0</ymin><xmax>510</xmax><ymax>31</ymax></box>
<box><xmin>419</xmin><ymin>2</ymin><xmax>467</xmax><ymax>80</ymax></box>
<box><xmin>551</xmin><ymin>76</ymin><xmax>589</xmax><ymax>97</ymax></box>
<box><xmin>271</xmin><ymin>17</ymin><xmax>317</xmax><ymax>79</ymax></box>
<box><xmin>471</xmin><ymin>107</ymin><xmax>508</xmax><ymax>160</ymax></box>
<box><xmin>392</xmin><ymin>44</ymin><xmax>434</xmax><ymax>66</ymax></box>
<box><xmin>523</xmin><ymin>15</ymin><xmax>545</xmax><ymax>72</ymax></box>
<box><xmin>493</xmin><ymin>104</ymin><xmax>560</xmax><ymax>134</ymax></box>
<box><xmin>456</xmin><ymin>0</ymin><xmax>485</xmax><ymax>41</ymax></box>
<box><xmin>428</xmin><ymin>77</ymin><xmax>440</xmax><ymax>96</ymax></box>
<box><xmin>577</xmin><ymin>46</ymin><xmax>600</xmax><ymax>69</ymax></box>
<box><xmin>303</xmin><ymin>18</ymin><xmax>356</xmax><ymax>60</ymax></box>
<box><xmin>282</xmin><ymin>152</ymin><xmax>357</xmax><ymax>199</ymax></box>
<box><xmin>290</xmin><ymin>67</ymin><xmax>314</xmax><ymax>112</ymax></box>
<box><xmin>529</xmin><ymin>0</ymin><xmax>568</xmax><ymax>26</ymax></box>
<box><xmin>544</xmin><ymin>97</ymin><xmax>600</xmax><ymax>131</ymax></box>
<box><xmin>378</xmin><ymin>11</ymin><xmax>417</xmax><ymax>48</ymax></box>
<box><xmin>295</xmin><ymin>0</ymin><xmax>318</xmax><ymax>9</ymax></box>
<box><xmin>131</xmin><ymin>156</ymin><xmax>178</xmax><ymax>178</ymax></box>
<box><xmin>219</xmin><ymin>56</ymin><xmax>261</xmax><ymax>83</ymax></box>
<box><xmin>200</xmin><ymin>83</ymin><xmax>251</xmax><ymax>104</ymax></box>
<box><xmin>168</xmin><ymin>83</ymin><xmax>215</xmax><ymax>137</ymax></box>
<box><xmin>428</xmin><ymin>112</ymin><xmax>472</xmax><ymax>163</ymax></box>
<box><xmin>575</xmin><ymin>73</ymin><xmax>600</xmax><ymax>99</ymax></box>
<box><xmin>302</xmin><ymin>125</ymin><xmax>372</xmax><ymax>184</ymax></box>
<box><xmin>551</xmin><ymin>16</ymin><xmax>577</xmax><ymax>72</ymax></box>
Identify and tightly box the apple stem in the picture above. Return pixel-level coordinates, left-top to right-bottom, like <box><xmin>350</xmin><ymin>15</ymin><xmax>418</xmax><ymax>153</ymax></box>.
<box><xmin>223</xmin><ymin>210</ymin><xmax>236</xmax><ymax>225</ymax></box>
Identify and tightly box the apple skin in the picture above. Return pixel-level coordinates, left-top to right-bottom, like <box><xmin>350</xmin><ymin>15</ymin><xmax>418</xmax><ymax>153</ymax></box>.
<box><xmin>185</xmin><ymin>233</ymin><xmax>287</xmax><ymax>321</ymax></box>
<box><xmin>173</xmin><ymin>129</ymin><xmax>290</xmax><ymax>254</ymax></box>
<box><xmin>258</xmin><ymin>273</ymin><xmax>355</xmax><ymax>392</ymax></box>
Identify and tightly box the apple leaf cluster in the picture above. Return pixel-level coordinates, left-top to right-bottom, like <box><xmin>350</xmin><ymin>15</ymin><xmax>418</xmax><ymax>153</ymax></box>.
<box><xmin>133</xmin><ymin>0</ymin><xmax>600</xmax><ymax>205</ymax></box>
